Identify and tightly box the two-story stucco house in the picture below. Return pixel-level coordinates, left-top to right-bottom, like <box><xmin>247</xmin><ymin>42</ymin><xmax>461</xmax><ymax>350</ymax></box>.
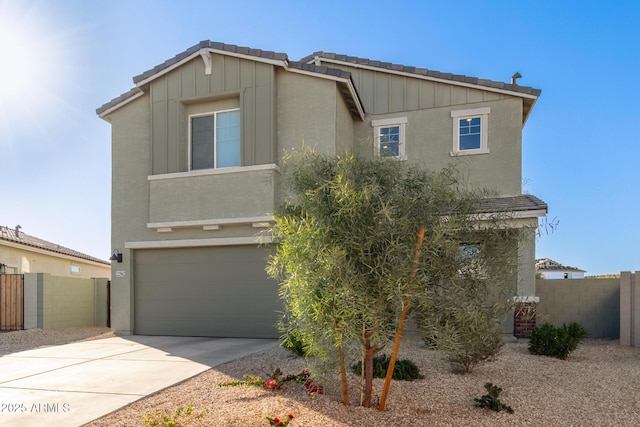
<box><xmin>97</xmin><ymin>41</ymin><xmax>547</xmax><ymax>338</ymax></box>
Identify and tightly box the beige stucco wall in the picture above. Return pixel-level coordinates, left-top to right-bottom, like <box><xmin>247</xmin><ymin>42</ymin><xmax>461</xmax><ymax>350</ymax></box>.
<box><xmin>0</xmin><ymin>244</ymin><xmax>110</xmax><ymax>278</ymax></box>
<box><xmin>276</xmin><ymin>70</ymin><xmax>340</xmax><ymax>157</ymax></box>
<box><xmin>354</xmin><ymin>97</ymin><xmax>523</xmax><ymax>195</ymax></box>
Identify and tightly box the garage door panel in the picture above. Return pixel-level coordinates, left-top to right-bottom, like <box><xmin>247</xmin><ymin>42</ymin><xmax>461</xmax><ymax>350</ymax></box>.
<box><xmin>134</xmin><ymin>246</ymin><xmax>279</xmax><ymax>338</ymax></box>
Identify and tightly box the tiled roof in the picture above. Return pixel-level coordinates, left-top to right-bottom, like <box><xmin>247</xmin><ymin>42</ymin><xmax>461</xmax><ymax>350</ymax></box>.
<box><xmin>476</xmin><ymin>194</ymin><xmax>547</xmax><ymax>214</ymax></box>
<box><xmin>97</xmin><ymin>40</ymin><xmax>362</xmax><ymax>118</ymax></box>
<box><xmin>0</xmin><ymin>226</ymin><xmax>110</xmax><ymax>265</ymax></box>
<box><xmin>300</xmin><ymin>51</ymin><xmax>541</xmax><ymax>97</ymax></box>
<box><xmin>133</xmin><ymin>41</ymin><xmax>289</xmax><ymax>85</ymax></box>
<box><xmin>96</xmin><ymin>87</ymin><xmax>143</xmax><ymax>116</ymax></box>
<box><xmin>98</xmin><ymin>40</ymin><xmax>541</xmax><ymax>120</ymax></box>
<box><xmin>535</xmin><ymin>258</ymin><xmax>585</xmax><ymax>272</ymax></box>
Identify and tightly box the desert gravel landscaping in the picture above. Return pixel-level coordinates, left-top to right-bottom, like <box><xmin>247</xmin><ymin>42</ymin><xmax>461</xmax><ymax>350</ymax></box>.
<box><xmin>2</xmin><ymin>329</ymin><xmax>640</xmax><ymax>426</ymax></box>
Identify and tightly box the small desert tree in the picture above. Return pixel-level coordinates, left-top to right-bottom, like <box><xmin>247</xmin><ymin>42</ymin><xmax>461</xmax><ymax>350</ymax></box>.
<box><xmin>267</xmin><ymin>149</ymin><xmax>523</xmax><ymax>409</ymax></box>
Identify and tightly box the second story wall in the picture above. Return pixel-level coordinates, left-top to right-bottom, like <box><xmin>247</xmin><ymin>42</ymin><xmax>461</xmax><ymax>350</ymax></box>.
<box><xmin>343</xmin><ymin>64</ymin><xmax>525</xmax><ymax>196</ymax></box>
<box><xmin>149</xmin><ymin>54</ymin><xmax>277</xmax><ymax>175</ymax></box>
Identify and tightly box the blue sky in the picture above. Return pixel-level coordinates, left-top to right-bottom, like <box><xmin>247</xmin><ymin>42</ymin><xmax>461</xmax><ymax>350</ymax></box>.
<box><xmin>0</xmin><ymin>0</ymin><xmax>638</xmax><ymax>275</ymax></box>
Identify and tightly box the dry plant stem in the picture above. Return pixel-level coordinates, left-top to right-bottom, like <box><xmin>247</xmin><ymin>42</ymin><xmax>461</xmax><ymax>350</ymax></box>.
<box><xmin>379</xmin><ymin>226</ymin><xmax>426</xmax><ymax>411</ymax></box>
<box><xmin>336</xmin><ymin>324</ymin><xmax>350</xmax><ymax>406</ymax></box>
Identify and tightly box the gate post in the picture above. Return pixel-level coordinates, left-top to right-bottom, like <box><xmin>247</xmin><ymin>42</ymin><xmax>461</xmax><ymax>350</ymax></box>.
<box><xmin>620</xmin><ymin>271</ymin><xmax>640</xmax><ymax>347</ymax></box>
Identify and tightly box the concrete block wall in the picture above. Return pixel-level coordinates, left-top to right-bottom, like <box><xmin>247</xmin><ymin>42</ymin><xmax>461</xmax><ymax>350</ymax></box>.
<box><xmin>536</xmin><ymin>278</ymin><xmax>620</xmax><ymax>338</ymax></box>
<box><xmin>23</xmin><ymin>273</ymin><xmax>109</xmax><ymax>330</ymax></box>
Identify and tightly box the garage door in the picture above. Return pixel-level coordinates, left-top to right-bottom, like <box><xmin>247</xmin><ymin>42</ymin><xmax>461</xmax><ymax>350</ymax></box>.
<box><xmin>134</xmin><ymin>245</ymin><xmax>280</xmax><ymax>338</ymax></box>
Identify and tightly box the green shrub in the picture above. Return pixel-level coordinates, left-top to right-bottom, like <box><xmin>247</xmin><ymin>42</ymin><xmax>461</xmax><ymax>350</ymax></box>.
<box><xmin>281</xmin><ymin>332</ymin><xmax>308</xmax><ymax>357</ymax></box>
<box><xmin>474</xmin><ymin>382</ymin><xmax>514</xmax><ymax>413</ymax></box>
<box><xmin>424</xmin><ymin>304</ymin><xmax>504</xmax><ymax>374</ymax></box>
<box><xmin>350</xmin><ymin>354</ymin><xmax>424</xmax><ymax>381</ymax></box>
<box><xmin>528</xmin><ymin>322</ymin><xmax>587</xmax><ymax>360</ymax></box>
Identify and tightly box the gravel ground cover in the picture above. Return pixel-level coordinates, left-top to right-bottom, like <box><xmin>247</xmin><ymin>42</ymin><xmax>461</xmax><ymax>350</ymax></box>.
<box><xmin>3</xmin><ymin>329</ymin><xmax>639</xmax><ymax>426</ymax></box>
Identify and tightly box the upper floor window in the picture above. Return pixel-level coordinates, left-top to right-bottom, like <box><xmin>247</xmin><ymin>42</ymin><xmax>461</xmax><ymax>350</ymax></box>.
<box><xmin>372</xmin><ymin>117</ymin><xmax>407</xmax><ymax>160</ymax></box>
<box><xmin>190</xmin><ymin>109</ymin><xmax>240</xmax><ymax>170</ymax></box>
<box><xmin>450</xmin><ymin>107</ymin><xmax>490</xmax><ymax>156</ymax></box>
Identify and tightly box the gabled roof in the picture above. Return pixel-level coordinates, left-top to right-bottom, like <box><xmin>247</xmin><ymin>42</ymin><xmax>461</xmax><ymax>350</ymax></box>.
<box><xmin>535</xmin><ymin>258</ymin><xmax>586</xmax><ymax>273</ymax></box>
<box><xmin>0</xmin><ymin>226</ymin><xmax>110</xmax><ymax>265</ymax></box>
<box><xmin>97</xmin><ymin>41</ymin><xmax>365</xmax><ymax>120</ymax></box>
<box><xmin>301</xmin><ymin>51</ymin><xmax>541</xmax><ymax>124</ymax></box>
<box><xmin>132</xmin><ymin>41</ymin><xmax>289</xmax><ymax>85</ymax></box>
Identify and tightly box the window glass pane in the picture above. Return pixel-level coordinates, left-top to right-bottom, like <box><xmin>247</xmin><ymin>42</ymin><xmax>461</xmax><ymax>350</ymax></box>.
<box><xmin>191</xmin><ymin>115</ymin><xmax>215</xmax><ymax>169</ymax></box>
<box><xmin>379</xmin><ymin>126</ymin><xmax>400</xmax><ymax>157</ymax></box>
<box><xmin>460</xmin><ymin>133</ymin><xmax>481</xmax><ymax>150</ymax></box>
<box><xmin>459</xmin><ymin>117</ymin><xmax>481</xmax><ymax>150</ymax></box>
<box><xmin>216</xmin><ymin>110</ymin><xmax>240</xmax><ymax>168</ymax></box>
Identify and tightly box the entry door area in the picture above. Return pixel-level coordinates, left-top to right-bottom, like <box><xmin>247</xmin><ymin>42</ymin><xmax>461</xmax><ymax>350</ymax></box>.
<box><xmin>134</xmin><ymin>246</ymin><xmax>279</xmax><ymax>338</ymax></box>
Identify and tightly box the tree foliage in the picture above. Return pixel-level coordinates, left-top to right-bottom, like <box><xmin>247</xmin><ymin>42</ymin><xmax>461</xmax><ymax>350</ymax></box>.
<box><xmin>267</xmin><ymin>149</ymin><xmax>524</xmax><ymax>409</ymax></box>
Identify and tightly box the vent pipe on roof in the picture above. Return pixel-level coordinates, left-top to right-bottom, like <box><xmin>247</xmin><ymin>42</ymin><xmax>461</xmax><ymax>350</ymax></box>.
<box><xmin>15</xmin><ymin>225</ymin><xmax>21</xmax><ymax>238</ymax></box>
<box><xmin>511</xmin><ymin>72</ymin><xmax>522</xmax><ymax>85</ymax></box>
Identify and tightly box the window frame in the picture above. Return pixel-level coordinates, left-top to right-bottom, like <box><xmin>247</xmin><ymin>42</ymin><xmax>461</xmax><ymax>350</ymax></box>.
<box><xmin>371</xmin><ymin>117</ymin><xmax>407</xmax><ymax>160</ymax></box>
<box><xmin>450</xmin><ymin>107</ymin><xmax>490</xmax><ymax>156</ymax></box>
<box><xmin>188</xmin><ymin>108</ymin><xmax>241</xmax><ymax>171</ymax></box>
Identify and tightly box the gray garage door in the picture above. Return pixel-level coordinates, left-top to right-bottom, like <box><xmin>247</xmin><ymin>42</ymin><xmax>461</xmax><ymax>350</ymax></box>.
<box><xmin>134</xmin><ymin>245</ymin><xmax>280</xmax><ymax>338</ymax></box>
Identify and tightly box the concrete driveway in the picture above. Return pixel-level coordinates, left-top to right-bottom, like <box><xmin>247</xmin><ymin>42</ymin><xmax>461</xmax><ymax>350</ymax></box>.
<box><xmin>0</xmin><ymin>335</ymin><xmax>277</xmax><ymax>427</ymax></box>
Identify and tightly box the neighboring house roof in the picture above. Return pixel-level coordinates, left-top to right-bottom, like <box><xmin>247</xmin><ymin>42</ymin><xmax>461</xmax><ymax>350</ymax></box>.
<box><xmin>97</xmin><ymin>40</ymin><xmax>365</xmax><ymax>120</ymax></box>
<box><xmin>535</xmin><ymin>258</ymin><xmax>586</xmax><ymax>273</ymax></box>
<box><xmin>301</xmin><ymin>51</ymin><xmax>541</xmax><ymax>124</ymax></box>
<box><xmin>0</xmin><ymin>225</ymin><xmax>110</xmax><ymax>265</ymax></box>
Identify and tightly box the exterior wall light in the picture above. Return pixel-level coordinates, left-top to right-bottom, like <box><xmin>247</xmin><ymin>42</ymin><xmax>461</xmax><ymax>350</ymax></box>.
<box><xmin>110</xmin><ymin>250</ymin><xmax>123</xmax><ymax>263</ymax></box>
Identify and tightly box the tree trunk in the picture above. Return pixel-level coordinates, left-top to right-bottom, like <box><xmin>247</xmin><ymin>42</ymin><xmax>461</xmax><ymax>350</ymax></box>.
<box><xmin>336</xmin><ymin>327</ymin><xmax>350</xmax><ymax>406</ymax></box>
<box><xmin>362</xmin><ymin>331</ymin><xmax>377</xmax><ymax>408</ymax></box>
<box><xmin>379</xmin><ymin>226</ymin><xmax>426</xmax><ymax>411</ymax></box>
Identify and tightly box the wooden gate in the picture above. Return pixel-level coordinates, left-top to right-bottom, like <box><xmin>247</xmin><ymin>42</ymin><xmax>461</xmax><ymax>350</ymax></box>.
<box><xmin>0</xmin><ymin>274</ymin><xmax>24</xmax><ymax>330</ymax></box>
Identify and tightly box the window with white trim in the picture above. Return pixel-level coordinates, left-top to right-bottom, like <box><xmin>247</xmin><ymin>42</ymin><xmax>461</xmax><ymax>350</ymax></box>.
<box><xmin>372</xmin><ymin>117</ymin><xmax>407</xmax><ymax>160</ymax></box>
<box><xmin>189</xmin><ymin>109</ymin><xmax>240</xmax><ymax>170</ymax></box>
<box><xmin>450</xmin><ymin>107</ymin><xmax>490</xmax><ymax>155</ymax></box>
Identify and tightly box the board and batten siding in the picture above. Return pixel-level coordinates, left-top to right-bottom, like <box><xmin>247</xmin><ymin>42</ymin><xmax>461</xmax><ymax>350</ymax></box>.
<box><xmin>149</xmin><ymin>54</ymin><xmax>277</xmax><ymax>175</ymax></box>
<box><xmin>332</xmin><ymin>64</ymin><xmax>508</xmax><ymax>115</ymax></box>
